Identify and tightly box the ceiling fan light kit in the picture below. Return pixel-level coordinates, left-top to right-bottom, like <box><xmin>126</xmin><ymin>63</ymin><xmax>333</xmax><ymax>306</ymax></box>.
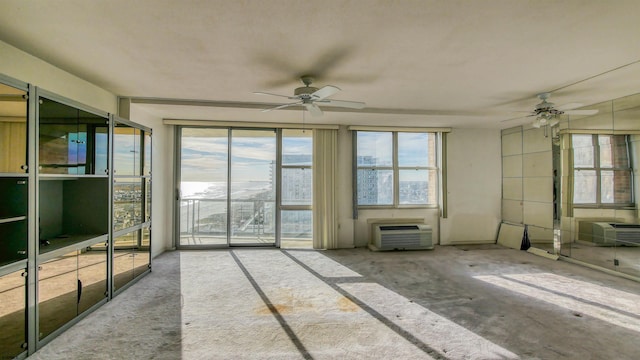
<box><xmin>254</xmin><ymin>76</ymin><xmax>365</xmax><ymax>116</ymax></box>
<box><xmin>528</xmin><ymin>92</ymin><xmax>598</xmax><ymax>129</ymax></box>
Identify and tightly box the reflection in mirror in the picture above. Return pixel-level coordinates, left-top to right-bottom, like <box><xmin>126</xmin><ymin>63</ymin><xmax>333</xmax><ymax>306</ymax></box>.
<box><xmin>113</xmin><ymin>124</ymin><xmax>139</xmax><ymax>176</ymax></box>
<box><xmin>143</xmin><ymin>131</ymin><xmax>151</xmax><ymax>176</ymax></box>
<box><xmin>0</xmin><ymin>83</ymin><xmax>27</xmax><ymax>173</ymax></box>
<box><xmin>113</xmin><ymin>178</ymin><xmax>143</xmax><ymax>232</ymax></box>
<box><xmin>113</xmin><ymin>231</ymin><xmax>136</xmax><ymax>291</ymax></box>
<box><xmin>0</xmin><ymin>268</ymin><xmax>26</xmax><ymax>358</ymax></box>
<box><xmin>134</xmin><ymin>228</ymin><xmax>151</xmax><ymax>277</ymax></box>
<box><xmin>145</xmin><ymin>178</ymin><xmax>151</xmax><ymax>223</ymax></box>
<box><xmin>558</xmin><ymin>92</ymin><xmax>640</xmax><ymax>279</ymax></box>
<box><xmin>38</xmin><ymin>251</ymin><xmax>78</xmax><ymax>340</ymax></box>
<box><xmin>38</xmin><ymin>97</ymin><xmax>108</xmax><ymax>175</ymax></box>
<box><xmin>77</xmin><ymin>245</ymin><xmax>108</xmax><ymax>313</ymax></box>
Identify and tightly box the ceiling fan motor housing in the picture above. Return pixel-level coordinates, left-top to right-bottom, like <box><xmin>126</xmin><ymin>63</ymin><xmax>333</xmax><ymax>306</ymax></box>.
<box><xmin>294</xmin><ymin>86</ymin><xmax>319</xmax><ymax>98</ymax></box>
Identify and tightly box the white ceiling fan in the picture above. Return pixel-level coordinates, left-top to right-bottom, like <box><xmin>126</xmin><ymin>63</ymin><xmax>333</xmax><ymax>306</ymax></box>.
<box><xmin>254</xmin><ymin>76</ymin><xmax>365</xmax><ymax>116</ymax></box>
<box><xmin>527</xmin><ymin>92</ymin><xmax>598</xmax><ymax>128</ymax></box>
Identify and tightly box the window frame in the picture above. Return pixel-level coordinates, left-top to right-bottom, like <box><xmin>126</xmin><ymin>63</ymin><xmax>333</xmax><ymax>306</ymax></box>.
<box><xmin>355</xmin><ymin>130</ymin><xmax>438</xmax><ymax>209</ymax></box>
<box><xmin>572</xmin><ymin>134</ymin><xmax>634</xmax><ymax>208</ymax></box>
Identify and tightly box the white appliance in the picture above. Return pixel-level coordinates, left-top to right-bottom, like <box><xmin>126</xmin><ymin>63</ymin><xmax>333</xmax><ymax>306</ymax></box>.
<box><xmin>372</xmin><ymin>224</ymin><xmax>433</xmax><ymax>250</ymax></box>
<box><xmin>592</xmin><ymin>222</ymin><xmax>640</xmax><ymax>246</ymax></box>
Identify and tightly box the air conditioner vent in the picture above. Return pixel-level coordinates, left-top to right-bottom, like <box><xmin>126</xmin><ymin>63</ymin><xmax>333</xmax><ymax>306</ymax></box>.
<box><xmin>371</xmin><ymin>224</ymin><xmax>433</xmax><ymax>251</ymax></box>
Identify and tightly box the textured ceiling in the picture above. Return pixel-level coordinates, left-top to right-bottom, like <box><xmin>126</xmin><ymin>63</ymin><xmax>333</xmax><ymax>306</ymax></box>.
<box><xmin>0</xmin><ymin>0</ymin><xmax>639</xmax><ymax>128</ymax></box>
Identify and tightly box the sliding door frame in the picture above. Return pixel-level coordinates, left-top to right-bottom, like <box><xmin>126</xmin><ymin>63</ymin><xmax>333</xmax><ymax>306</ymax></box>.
<box><xmin>175</xmin><ymin>126</ymin><xmax>283</xmax><ymax>249</ymax></box>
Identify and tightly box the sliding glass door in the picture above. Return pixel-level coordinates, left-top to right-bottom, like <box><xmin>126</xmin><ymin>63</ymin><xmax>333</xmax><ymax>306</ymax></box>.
<box><xmin>179</xmin><ymin>128</ymin><xmax>228</xmax><ymax>246</ymax></box>
<box><xmin>230</xmin><ymin>130</ymin><xmax>276</xmax><ymax>245</ymax></box>
<box><xmin>178</xmin><ymin>127</ymin><xmax>280</xmax><ymax>247</ymax></box>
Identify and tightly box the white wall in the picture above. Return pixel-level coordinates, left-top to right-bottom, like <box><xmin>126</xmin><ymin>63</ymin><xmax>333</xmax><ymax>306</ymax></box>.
<box><xmin>130</xmin><ymin>106</ymin><xmax>174</xmax><ymax>258</ymax></box>
<box><xmin>0</xmin><ymin>41</ymin><xmax>116</xmax><ymax>112</ymax></box>
<box><xmin>334</xmin><ymin>127</ymin><xmax>502</xmax><ymax>247</ymax></box>
<box><xmin>440</xmin><ymin>128</ymin><xmax>502</xmax><ymax>244</ymax></box>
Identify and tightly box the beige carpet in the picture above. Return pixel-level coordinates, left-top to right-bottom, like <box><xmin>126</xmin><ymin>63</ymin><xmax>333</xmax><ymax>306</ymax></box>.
<box><xmin>30</xmin><ymin>246</ymin><xmax>640</xmax><ymax>359</ymax></box>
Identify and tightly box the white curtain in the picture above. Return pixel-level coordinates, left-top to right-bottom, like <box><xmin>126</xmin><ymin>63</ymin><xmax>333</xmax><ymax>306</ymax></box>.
<box><xmin>312</xmin><ymin>129</ymin><xmax>338</xmax><ymax>249</ymax></box>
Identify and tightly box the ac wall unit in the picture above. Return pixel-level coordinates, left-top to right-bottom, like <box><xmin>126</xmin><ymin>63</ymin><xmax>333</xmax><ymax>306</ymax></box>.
<box><xmin>592</xmin><ymin>222</ymin><xmax>640</xmax><ymax>246</ymax></box>
<box><xmin>372</xmin><ymin>224</ymin><xmax>433</xmax><ymax>251</ymax></box>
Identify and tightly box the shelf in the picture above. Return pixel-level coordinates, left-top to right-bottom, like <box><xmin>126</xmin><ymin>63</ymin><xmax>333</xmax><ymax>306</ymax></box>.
<box><xmin>0</xmin><ymin>216</ymin><xmax>26</xmax><ymax>224</ymax></box>
<box><xmin>38</xmin><ymin>234</ymin><xmax>108</xmax><ymax>261</ymax></box>
<box><xmin>39</xmin><ymin>174</ymin><xmax>108</xmax><ymax>180</ymax></box>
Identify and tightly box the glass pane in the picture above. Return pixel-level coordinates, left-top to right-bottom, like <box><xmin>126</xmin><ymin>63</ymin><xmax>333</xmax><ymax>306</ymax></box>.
<box><xmin>611</xmin><ymin>135</ymin><xmax>629</xmax><ymax>168</ymax></box>
<box><xmin>113</xmin><ymin>178</ymin><xmax>143</xmax><ymax>231</ymax></box>
<box><xmin>399</xmin><ymin>169</ymin><xmax>429</xmax><ymax>204</ymax></box>
<box><xmin>282</xmin><ymin>168</ymin><xmax>312</xmax><ymax>205</ymax></box>
<box><xmin>144</xmin><ymin>178</ymin><xmax>151</xmax><ymax>223</ymax></box>
<box><xmin>572</xmin><ymin>134</ymin><xmax>594</xmax><ymax>168</ymax></box>
<box><xmin>230</xmin><ymin>129</ymin><xmax>276</xmax><ymax>245</ymax></box>
<box><xmin>0</xmin><ymin>268</ymin><xmax>26</xmax><ymax>357</ymax></box>
<box><xmin>0</xmin><ymin>83</ymin><xmax>27</xmax><ymax>174</ymax></box>
<box><xmin>143</xmin><ymin>131</ymin><xmax>151</xmax><ymax>176</ymax></box>
<box><xmin>281</xmin><ymin>210</ymin><xmax>312</xmax><ymax>243</ymax></box>
<box><xmin>398</xmin><ymin>132</ymin><xmax>434</xmax><ymax>167</ymax></box>
<box><xmin>113</xmin><ymin>232</ymin><xmax>136</xmax><ymax>291</ymax></box>
<box><xmin>573</xmin><ymin>169</ymin><xmax>597</xmax><ymax>204</ymax></box>
<box><xmin>357</xmin><ymin>132</ymin><xmax>392</xmax><ymax>167</ymax></box>
<box><xmin>179</xmin><ymin>128</ymin><xmax>228</xmax><ymax>246</ymax></box>
<box><xmin>39</xmin><ymin>98</ymin><xmax>106</xmax><ymax>175</ymax></box>
<box><xmin>282</xmin><ymin>129</ymin><xmax>312</xmax><ymax>166</ymax></box>
<box><xmin>94</xmin><ymin>126</ymin><xmax>109</xmax><ymax>175</ymax></box>
<box><xmin>39</xmin><ymin>177</ymin><xmax>109</xmax><ymax>253</ymax></box>
<box><xmin>357</xmin><ymin>169</ymin><xmax>393</xmax><ymax>205</ymax></box>
<box><xmin>39</xmin><ymin>123</ymin><xmax>78</xmax><ymax>174</ymax></box>
<box><xmin>134</xmin><ymin>128</ymin><xmax>142</xmax><ymax>175</ymax></box>
<box><xmin>38</xmin><ymin>251</ymin><xmax>78</xmax><ymax>339</ymax></box>
<box><xmin>0</xmin><ymin>177</ymin><xmax>28</xmax><ymax>266</ymax></box>
<box><xmin>77</xmin><ymin>247</ymin><xmax>107</xmax><ymax>314</ymax></box>
<box><xmin>599</xmin><ymin>135</ymin><xmax>613</xmax><ymax>168</ymax></box>
<box><xmin>134</xmin><ymin>228</ymin><xmax>151</xmax><ymax>277</ymax></box>
<box><xmin>0</xmin><ymin>219</ymin><xmax>27</xmax><ymax>266</ymax></box>
<box><xmin>601</xmin><ymin>170</ymin><xmax>632</xmax><ymax>204</ymax></box>
<box><xmin>113</xmin><ymin>125</ymin><xmax>136</xmax><ymax>176</ymax></box>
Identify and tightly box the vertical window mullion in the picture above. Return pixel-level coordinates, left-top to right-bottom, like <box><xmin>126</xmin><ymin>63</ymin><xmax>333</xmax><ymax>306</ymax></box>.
<box><xmin>594</xmin><ymin>134</ymin><xmax>602</xmax><ymax>206</ymax></box>
<box><xmin>393</xmin><ymin>132</ymin><xmax>399</xmax><ymax>207</ymax></box>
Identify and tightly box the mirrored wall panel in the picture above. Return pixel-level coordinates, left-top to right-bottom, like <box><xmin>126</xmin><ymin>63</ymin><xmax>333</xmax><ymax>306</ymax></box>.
<box><xmin>557</xmin><ymin>93</ymin><xmax>640</xmax><ymax>279</ymax></box>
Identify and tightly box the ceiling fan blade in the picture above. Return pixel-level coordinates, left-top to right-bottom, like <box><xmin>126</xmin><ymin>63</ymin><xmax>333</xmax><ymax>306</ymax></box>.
<box><xmin>556</xmin><ymin>102</ymin><xmax>583</xmax><ymax>111</ymax></box>
<box><xmin>564</xmin><ymin>109</ymin><xmax>599</xmax><ymax>116</ymax></box>
<box><xmin>321</xmin><ymin>99</ymin><xmax>366</xmax><ymax>109</ymax></box>
<box><xmin>500</xmin><ymin>113</ymin><xmax>535</xmax><ymax>122</ymax></box>
<box><xmin>261</xmin><ymin>101</ymin><xmax>302</xmax><ymax>112</ymax></box>
<box><xmin>311</xmin><ymin>85</ymin><xmax>340</xmax><ymax>100</ymax></box>
<box><xmin>253</xmin><ymin>91</ymin><xmax>296</xmax><ymax>99</ymax></box>
<box><xmin>304</xmin><ymin>103</ymin><xmax>323</xmax><ymax>117</ymax></box>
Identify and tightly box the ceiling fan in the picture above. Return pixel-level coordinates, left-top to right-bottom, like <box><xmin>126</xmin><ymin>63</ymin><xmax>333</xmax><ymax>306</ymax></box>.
<box><xmin>527</xmin><ymin>92</ymin><xmax>598</xmax><ymax>128</ymax></box>
<box><xmin>254</xmin><ymin>76</ymin><xmax>365</xmax><ymax>116</ymax></box>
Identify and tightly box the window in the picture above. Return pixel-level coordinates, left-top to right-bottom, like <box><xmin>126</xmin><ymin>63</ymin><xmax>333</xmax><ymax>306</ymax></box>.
<box><xmin>281</xmin><ymin>129</ymin><xmax>312</xmax><ymax>241</ymax></box>
<box><xmin>572</xmin><ymin>134</ymin><xmax>633</xmax><ymax>206</ymax></box>
<box><xmin>356</xmin><ymin>131</ymin><xmax>437</xmax><ymax>206</ymax></box>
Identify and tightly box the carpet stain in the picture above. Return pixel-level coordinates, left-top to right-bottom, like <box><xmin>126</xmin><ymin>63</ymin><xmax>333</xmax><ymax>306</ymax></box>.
<box><xmin>255</xmin><ymin>304</ymin><xmax>293</xmax><ymax>315</ymax></box>
<box><xmin>337</xmin><ymin>296</ymin><xmax>359</xmax><ymax>312</ymax></box>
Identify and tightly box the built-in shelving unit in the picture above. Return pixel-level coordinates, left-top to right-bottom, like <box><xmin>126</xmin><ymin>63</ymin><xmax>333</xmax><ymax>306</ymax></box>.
<box><xmin>0</xmin><ymin>74</ymin><xmax>152</xmax><ymax>358</ymax></box>
<box><xmin>0</xmin><ymin>77</ymin><xmax>29</xmax><ymax>359</ymax></box>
